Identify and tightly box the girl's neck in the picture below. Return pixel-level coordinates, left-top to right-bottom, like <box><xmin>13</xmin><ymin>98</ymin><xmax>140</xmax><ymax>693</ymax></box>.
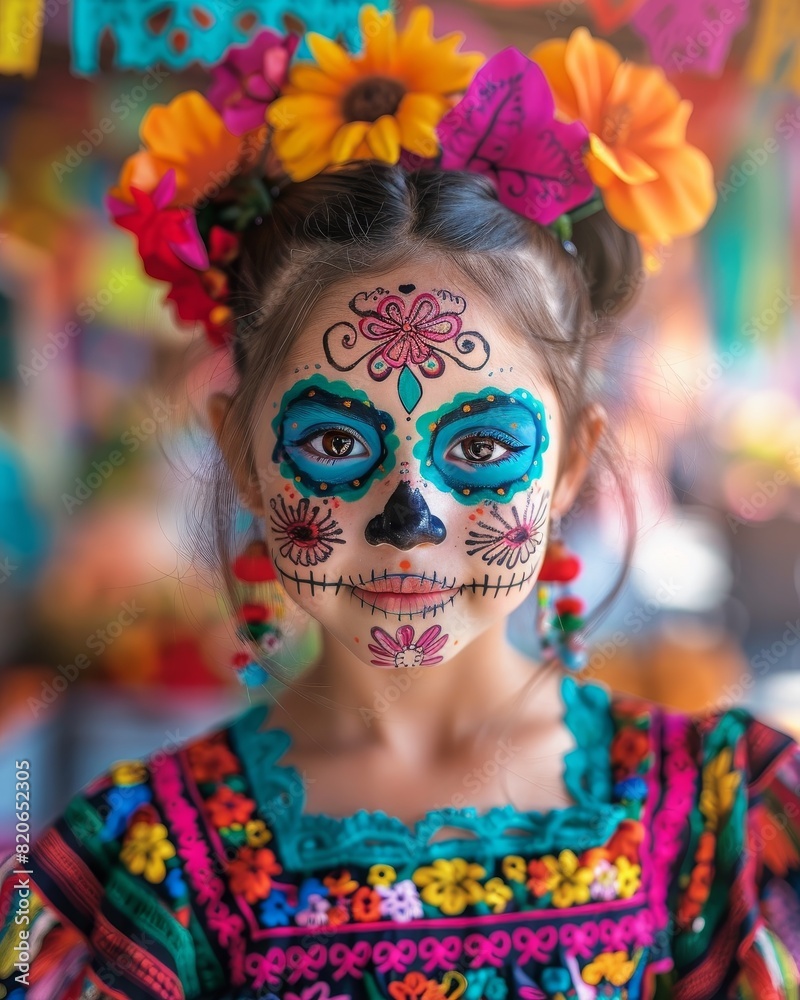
<box><xmin>267</xmin><ymin>618</ymin><xmax>563</xmax><ymax>765</ymax></box>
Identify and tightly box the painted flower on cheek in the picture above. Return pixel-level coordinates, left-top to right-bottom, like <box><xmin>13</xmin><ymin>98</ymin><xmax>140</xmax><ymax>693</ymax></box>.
<box><xmin>269</xmin><ymin>495</ymin><xmax>346</xmax><ymax>566</ymax></box>
<box><xmin>465</xmin><ymin>490</ymin><xmax>548</xmax><ymax>569</ymax></box>
<box><xmin>368</xmin><ymin>624</ymin><xmax>449</xmax><ymax>667</ymax></box>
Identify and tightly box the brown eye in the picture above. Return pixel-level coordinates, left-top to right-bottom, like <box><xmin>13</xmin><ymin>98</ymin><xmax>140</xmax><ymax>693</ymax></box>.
<box><xmin>321</xmin><ymin>431</ymin><xmax>354</xmax><ymax>457</ymax></box>
<box><xmin>460</xmin><ymin>436</ymin><xmax>499</xmax><ymax>462</ymax></box>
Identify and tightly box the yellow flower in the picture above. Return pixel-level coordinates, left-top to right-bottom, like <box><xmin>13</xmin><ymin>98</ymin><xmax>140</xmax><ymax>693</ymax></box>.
<box><xmin>700</xmin><ymin>748</ymin><xmax>741</xmax><ymax>830</ymax></box>
<box><xmin>367</xmin><ymin>864</ymin><xmax>397</xmax><ymax>887</ymax></box>
<box><xmin>614</xmin><ymin>856</ymin><xmax>642</xmax><ymax>898</ymax></box>
<box><xmin>245</xmin><ymin>819</ymin><xmax>272</xmax><ymax>847</ymax></box>
<box><xmin>110</xmin><ymin>91</ymin><xmax>249</xmax><ymax>207</ymax></box>
<box><xmin>267</xmin><ymin>4</ymin><xmax>483</xmax><ymax>181</ymax></box>
<box><xmin>542</xmin><ymin>850</ymin><xmax>594</xmax><ymax>908</ymax></box>
<box><xmin>412</xmin><ymin>858</ymin><xmax>486</xmax><ymax>916</ymax></box>
<box><xmin>110</xmin><ymin>761</ymin><xmax>147</xmax><ymax>786</ymax></box>
<box><xmin>530</xmin><ymin>26</ymin><xmax>715</xmax><ymax>247</ymax></box>
<box><xmin>483</xmin><ymin>877</ymin><xmax>513</xmax><ymax>914</ymax></box>
<box><xmin>502</xmin><ymin>855</ymin><xmax>527</xmax><ymax>884</ymax></box>
<box><xmin>120</xmin><ymin>822</ymin><xmax>176</xmax><ymax>884</ymax></box>
<box><xmin>582</xmin><ymin>950</ymin><xmax>636</xmax><ymax>986</ymax></box>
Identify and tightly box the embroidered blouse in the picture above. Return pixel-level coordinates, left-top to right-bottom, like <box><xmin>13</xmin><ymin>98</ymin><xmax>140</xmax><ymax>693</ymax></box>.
<box><xmin>2</xmin><ymin>676</ymin><xmax>800</xmax><ymax>1000</ymax></box>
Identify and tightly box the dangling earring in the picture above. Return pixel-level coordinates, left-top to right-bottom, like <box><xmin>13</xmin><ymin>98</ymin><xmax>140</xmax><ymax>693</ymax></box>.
<box><xmin>535</xmin><ymin>513</ymin><xmax>587</xmax><ymax>672</ymax></box>
<box><xmin>228</xmin><ymin>533</ymin><xmax>286</xmax><ymax>692</ymax></box>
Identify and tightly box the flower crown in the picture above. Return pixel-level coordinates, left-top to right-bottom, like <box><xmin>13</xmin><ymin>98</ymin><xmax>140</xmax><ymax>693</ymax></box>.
<box><xmin>106</xmin><ymin>4</ymin><xmax>717</xmax><ymax>349</ymax></box>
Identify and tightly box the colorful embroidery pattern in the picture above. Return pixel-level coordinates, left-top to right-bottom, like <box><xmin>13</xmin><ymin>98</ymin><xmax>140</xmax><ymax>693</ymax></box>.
<box><xmin>3</xmin><ymin>683</ymin><xmax>800</xmax><ymax>999</ymax></box>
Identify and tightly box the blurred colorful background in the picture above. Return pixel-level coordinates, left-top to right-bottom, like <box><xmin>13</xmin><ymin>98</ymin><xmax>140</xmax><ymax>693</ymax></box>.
<box><xmin>1</xmin><ymin>0</ymin><xmax>799</xmax><ymax>855</ymax></box>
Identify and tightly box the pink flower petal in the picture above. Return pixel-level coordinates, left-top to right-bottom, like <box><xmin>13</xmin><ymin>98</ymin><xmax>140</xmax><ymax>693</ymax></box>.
<box><xmin>395</xmin><ymin>625</ymin><xmax>416</xmax><ymax>648</ymax></box>
<box><xmin>632</xmin><ymin>0</ymin><xmax>749</xmax><ymax>77</ymax></box>
<box><xmin>369</xmin><ymin>626</ymin><xmax>401</xmax><ymax>653</ymax></box>
<box><xmin>437</xmin><ymin>47</ymin><xmax>594</xmax><ymax>226</ymax></box>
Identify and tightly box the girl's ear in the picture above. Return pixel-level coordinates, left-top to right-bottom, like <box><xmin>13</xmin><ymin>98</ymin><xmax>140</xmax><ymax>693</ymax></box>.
<box><xmin>550</xmin><ymin>403</ymin><xmax>607</xmax><ymax>519</ymax></box>
<box><xmin>207</xmin><ymin>392</ymin><xmax>266</xmax><ymax>517</ymax></box>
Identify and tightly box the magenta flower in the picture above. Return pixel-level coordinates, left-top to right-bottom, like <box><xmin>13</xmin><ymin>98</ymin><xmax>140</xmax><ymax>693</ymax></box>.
<box><xmin>437</xmin><ymin>47</ymin><xmax>594</xmax><ymax>225</ymax></box>
<box><xmin>359</xmin><ymin>292</ymin><xmax>463</xmax><ymax>381</ymax></box>
<box><xmin>368</xmin><ymin>625</ymin><xmax>449</xmax><ymax>668</ymax></box>
<box><xmin>207</xmin><ymin>29</ymin><xmax>299</xmax><ymax>135</ymax></box>
<box><xmin>632</xmin><ymin>0</ymin><xmax>749</xmax><ymax>77</ymax></box>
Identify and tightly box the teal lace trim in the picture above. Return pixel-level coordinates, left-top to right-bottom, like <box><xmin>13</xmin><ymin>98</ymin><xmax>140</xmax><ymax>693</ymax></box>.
<box><xmin>230</xmin><ymin>675</ymin><xmax>627</xmax><ymax>870</ymax></box>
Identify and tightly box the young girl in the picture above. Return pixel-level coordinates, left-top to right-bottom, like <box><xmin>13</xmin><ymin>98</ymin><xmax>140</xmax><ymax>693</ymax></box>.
<box><xmin>2</xmin><ymin>7</ymin><xmax>799</xmax><ymax>999</ymax></box>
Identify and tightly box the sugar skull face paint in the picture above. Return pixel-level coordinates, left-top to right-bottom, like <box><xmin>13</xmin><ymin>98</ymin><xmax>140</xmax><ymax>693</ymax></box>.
<box><xmin>271</xmin><ymin>374</ymin><xmax>399</xmax><ymax>498</ymax></box>
<box><xmin>322</xmin><ymin>284</ymin><xmax>490</xmax><ymax>414</ymax></box>
<box><xmin>412</xmin><ymin>388</ymin><xmax>550</xmax><ymax>504</ymax></box>
<box><xmin>249</xmin><ymin>262</ymin><xmax>571</xmax><ymax>670</ymax></box>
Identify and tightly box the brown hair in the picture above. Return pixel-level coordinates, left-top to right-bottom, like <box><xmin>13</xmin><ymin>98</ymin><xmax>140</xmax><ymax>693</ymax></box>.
<box><xmin>193</xmin><ymin>159</ymin><xmax>644</xmax><ymax>690</ymax></box>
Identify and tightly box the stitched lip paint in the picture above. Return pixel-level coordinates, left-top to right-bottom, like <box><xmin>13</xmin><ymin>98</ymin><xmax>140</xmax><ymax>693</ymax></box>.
<box><xmin>352</xmin><ymin>573</ymin><xmax>459</xmax><ymax>614</ymax></box>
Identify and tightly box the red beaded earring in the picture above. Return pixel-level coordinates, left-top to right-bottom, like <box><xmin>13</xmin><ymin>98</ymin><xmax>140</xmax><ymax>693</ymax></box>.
<box><xmin>228</xmin><ymin>536</ymin><xmax>286</xmax><ymax>690</ymax></box>
<box><xmin>535</xmin><ymin>514</ymin><xmax>588</xmax><ymax>672</ymax></box>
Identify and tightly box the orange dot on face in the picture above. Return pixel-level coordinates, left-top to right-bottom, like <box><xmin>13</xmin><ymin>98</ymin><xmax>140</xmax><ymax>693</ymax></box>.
<box><xmin>354</xmin><ymin>636</ymin><xmax>360</xmax><ymax>643</ymax></box>
<box><xmin>476</xmin><ymin>507</ymin><xmax>484</xmax><ymax>514</ymax></box>
<box><xmin>469</xmin><ymin>514</ymin><xmax>476</xmax><ymax>520</ymax></box>
<box><xmin>284</xmin><ymin>484</ymin><xmax>291</xmax><ymax>491</ymax></box>
<box><xmin>399</xmin><ymin>560</ymin><xmax>411</xmax><ymax>570</ymax></box>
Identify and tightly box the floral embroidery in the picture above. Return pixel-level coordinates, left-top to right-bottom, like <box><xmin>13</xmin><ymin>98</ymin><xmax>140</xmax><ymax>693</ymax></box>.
<box><xmin>187</xmin><ymin>734</ymin><xmax>241</xmax><ymax>783</ymax></box>
<box><xmin>110</xmin><ymin>760</ymin><xmax>148</xmax><ymax>786</ymax></box>
<box><xmin>699</xmin><ymin>747</ymin><xmax>741</xmax><ymax>827</ymax></box>
<box><xmin>581</xmin><ymin>949</ymin><xmax>637</xmax><ymax>986</ymax></box>
<box><xmin>205</xmin><ymin>785</ymin><xmax>256</xmax><ymax>827</ymax></box>
<box><xmin>368</xmin><ymin>624</ymin><xmax>449</xmax><ymax>667</ymax></box>
<box><xmin>541</xmin><ymin>850</ymin><xmax>594</xmax><ymax>908</ymax></box>
<box><xmin>119</xmin><ymin>821</ymin><xmax>176</xmax><ymax>883</ymax></box>
<box><xmin>412</xmin><ymin>858</ymin><xmax>486</xmax><ymax>916</ymax></box>
<box><xmin>368</xmin><ymin>863</ymin><xmax>397</xmax><ymax>886</ymax></box>
<box><xmin>611</xmin><ymin>725</ymin><xmax>650</xmax><ymax>778</ymax></box>
<box><xmin>228</xmin><ymin>846</ymin><xmax>283</xmax><ymax>904</ymax></box>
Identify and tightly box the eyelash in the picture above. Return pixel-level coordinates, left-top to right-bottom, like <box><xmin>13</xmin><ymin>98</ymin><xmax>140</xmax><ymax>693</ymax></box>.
<box><xmin>295</xmin><ymin>424</ymin><xmax>371</xmax><ymax>465</ymax></box>
<box><xmin>447</xmin><ymin>430</ymin><xmax>527</xmax><ymax>464</ymax></box>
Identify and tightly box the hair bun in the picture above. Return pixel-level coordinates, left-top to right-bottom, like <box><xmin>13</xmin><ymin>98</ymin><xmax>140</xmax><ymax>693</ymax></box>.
<box><xmin>570</xmin><ymin>209</ymin><xmax>643</xmax><ymax>318</ymax></box>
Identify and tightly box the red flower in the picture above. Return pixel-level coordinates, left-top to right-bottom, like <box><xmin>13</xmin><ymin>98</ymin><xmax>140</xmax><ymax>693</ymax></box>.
<box><xmin>205</xmin><ymin>786</ymin><xmax>255</xmax><ymax>828</ymax></box>
<box><xmin>227</xmin><ymin>846</ymin><xmax>282</xmax><ymax>904</ymax></box>
<box><xmin>611</xmin><ymin>726</ymin><xmax>650</xmax><ymax>772</ymax></box>
<box><xmin>526</xmin><ymin>858</ymin><xmax>550</xmax><ymax>897</ymax></box>
<box><xmin>188</xmin><ymin>737</ymin><xmax>240</xmax><ymax>783</ymax></box>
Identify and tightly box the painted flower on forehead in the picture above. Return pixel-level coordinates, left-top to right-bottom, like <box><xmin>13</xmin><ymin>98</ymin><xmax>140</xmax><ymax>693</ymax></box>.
<box><xmin>437</xmin><ymin>47</ymin><xmax>594</xmax><ymax>226</ymax></box>
<box><xmin>267</xmin><ymin>4</ymin><xmax>484</xmax><ymax>181</ymax></box>
<box><xmin>368</xmin><ymin>624</ymin><xmax>449</xmax><ymax>668</ymax></box>
<box><xmin>323</xmin><ymin>287</ymin><xmax>490</xmax><ymax>414</ymax></box>
<box><xmin>530</xmin><ymin>27</ymin><xmax>716</xmax><ymax>245</ymax></box>
<box><xmin>207</xmin><ymin>29</ymin><xmax>299</xmax><ymax>135</ymax></box>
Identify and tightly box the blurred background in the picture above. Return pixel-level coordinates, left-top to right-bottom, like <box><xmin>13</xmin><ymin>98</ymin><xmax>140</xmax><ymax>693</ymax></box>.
<box><xmin>1</xmin><ymin>0</ymin><xmax>799</xmax><ymax>855</ymax></box>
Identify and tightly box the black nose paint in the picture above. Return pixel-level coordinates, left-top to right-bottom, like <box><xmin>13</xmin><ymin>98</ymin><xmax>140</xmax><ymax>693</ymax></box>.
<box><xmin>398</xmin><ymin>283</ymin><xmax>416</xmax><ymax>294</ymax></box>
<box><xmin>365</xmin><ymin>481</ymin><xmax>446</xmax><ymax>549</ymax></box>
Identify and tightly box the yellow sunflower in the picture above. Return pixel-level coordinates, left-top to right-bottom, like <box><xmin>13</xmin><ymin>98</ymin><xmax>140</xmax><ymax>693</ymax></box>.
<box><xmin>267</xmin><ymin>4</ymin><xmax>483</xmax><ymax>181</ymax></box>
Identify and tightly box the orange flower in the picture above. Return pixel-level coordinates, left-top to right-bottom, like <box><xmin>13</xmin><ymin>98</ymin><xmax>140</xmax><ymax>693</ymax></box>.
<box><xmin>327</xmin><ymin>904</ymin><xmax>350</xmax><ymax>927</ymax></box>
<box><xmin>526</xmin><ymin>858</ymin><xmax>550</xmax><ymax>898</ymax></box>
<box><xmin>350</xmin><ymin>885</ymin><xmax>383</xmax><ymax>922</ymax></box>
<box><xmin>388</xmin><ymin>970</ymin><xmax>448</xmax><ymax>1000</ymax></box>
<box><xmin>603</xmin><ymin>819</ymin><xmax>645</xmax><ymax>865</ymax></box>
<box><xmin>227</xmin><ymin>846</ymin><xmax>282</xmax><ymax>904</ymax></box>
<box><xmin>205</xmin><ymin>786</ymin><xmax>255</xmax><ymax>828</ymax></box>
<box><xmin>110</xmin><ymin>91</ymin><xmax>252</xmax><ymax>207</ymax></box>
<box><xmin>323</xmin><ymin>870</ymin><xmax>359</xmax><ymax>898</ymax></box>
<box><xmin>530</xmin><ymin>27</ymin><xmax>716</xmax><ymax>245</ymax></box>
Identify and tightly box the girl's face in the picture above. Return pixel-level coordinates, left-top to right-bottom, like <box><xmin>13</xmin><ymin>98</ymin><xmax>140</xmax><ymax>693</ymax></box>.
<box><xmin>249</xmin><ymin>263</ymin><xmax>566</xmax><ymax>670</ymax></box>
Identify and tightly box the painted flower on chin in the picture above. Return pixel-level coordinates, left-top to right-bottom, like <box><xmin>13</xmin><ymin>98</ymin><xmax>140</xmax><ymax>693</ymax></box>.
<box><xmin>368</xmin><ymin>624</ymin><xmax>449</xmax><ymax>668</ymax></box>
<box><xmin>269</xmin><ymin>495</ymin><xmax>345</xmax><ymax>566</ymax></box>
<box><xmin>267</xmin><ymin>4</ymin><xmax>483</xmax><ymax>180</ymax></box>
